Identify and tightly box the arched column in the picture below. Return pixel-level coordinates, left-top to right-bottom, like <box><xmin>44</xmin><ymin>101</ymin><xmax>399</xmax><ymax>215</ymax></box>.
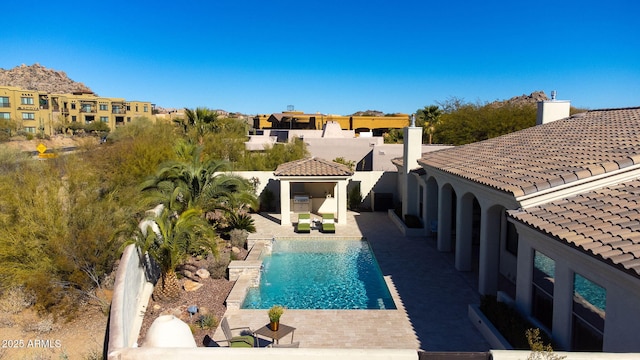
<box><xmin>478</xmin><ymin>205</ymin><xmax>503</xmax><ymax>295</ymax></box>
<box><xmin>426</xmin><ymin>177</ymin><xmax>439</xmax><ymax>238</ymax></box>
<box><xmin>437</xmin><ymin>184</ymin><xmax>454</xmax><ymax>252</ymax></box>
<box><xmin>455</xmin><ymin>193</ymin><xmax>475</xmax><ymax>271</ymax></box>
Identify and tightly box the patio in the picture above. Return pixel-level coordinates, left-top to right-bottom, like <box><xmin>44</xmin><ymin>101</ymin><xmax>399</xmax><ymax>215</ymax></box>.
<box><xmin>213</xmin><ymin>211</ymin><xmax>489</xmax><ymax>351</ymax></box>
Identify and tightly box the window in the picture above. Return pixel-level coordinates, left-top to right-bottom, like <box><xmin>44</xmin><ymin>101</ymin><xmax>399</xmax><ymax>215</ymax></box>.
<box><xmin>572</xmin><ymin>274</ymin><xmax>605</xmax><ymax>351</ymax></box>
<box><xmin>100</xmin><ymin>116</ymin><xmax>109</xmax><ymax>123</ymax></box>
<box><xmin>127</xmin><ymin>117</ymin><xmax>131</xmax><ymax>122</ymax></box>
<box><xmin>71</xmin><ymin>103</ymin><xmax>76</xmax><ymax>110</ymax></box>
<box><xmin>24</xmin><ymin>127</ymin><xmax>36</xmax><ymax>133</ymax></box>
<box><xmin>81</xmin><ymin>104</ymin><xmax>92</xmax><ymax>112</ymax></box>
<box><xmin>506</xmin><ymin>222</ymin><xmax>519</xmax><ymax>256</ymax></box>
<box><xmin>144</xmin><ymin>105</ymin><xmax>148</xmax><ymax>112</ymax></box>
<box><xmin>532</xmin><ymin>250</ymin><xmax>554</xmax><ymax>330</ymax></box>
<box><xmin>136</xmin><ymin>105</ymin><xmax>139</xmax><ymax>112</ymax></box>
<box><xmin>22</xmin><ymin>112</ymin><xmax>35</xmax><ymax>120</ymax></box>
<box><xmin>85</xmin><ymin>115</ymin><xmax>95</xmax><ymax>124</ymax></box>
<box><xmin>0</xmin><ymin>96</ymin><xmax>9</xmax><ymax>107</ymax></box>
<box><xmin>100</xmin><ymin>104</ymin><xmax>108</xmax><ymax>111</ymax></box>
<box><xmin>112</xmin><ymin>105</ymin><xmax>122</xmax><ymax>114</ymax></box>
<box><xmin>126</xmin><ymin>105</ymin><xmax>131</xmax><ymax>111</ymax></box>
<box><xmin>71</xmin><ymin>116</ymin><xmax>77</xmax><ymax>122</ymax></box>
<box><xmin>21</xmin><ymin>97</ymin><xmax>34</xmax><ymax>105</ymax></box>
<box><xmin>0</xmin><ymin>112</ymin><xmax>10</xmax><ymax>119</ymax></box>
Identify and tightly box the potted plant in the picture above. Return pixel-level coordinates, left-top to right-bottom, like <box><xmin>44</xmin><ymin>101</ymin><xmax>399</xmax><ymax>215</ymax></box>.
<box><xmin>268</xmin><ymin>305</ymin><xmax>284</xmax><ymax>331</ymax></box>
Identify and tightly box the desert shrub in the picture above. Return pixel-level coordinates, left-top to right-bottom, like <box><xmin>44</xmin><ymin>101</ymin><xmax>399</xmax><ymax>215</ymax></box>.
<box><xmin>22</xmin><ymin>314</ymin><xmax>58</xmax><ymax>334</ymax></box>
<box><xmin>82</xmin><ymin>348</ymin><xmax>104</xmax><ymax>360</ymax></box>
<box><xmin>0</xmin><ymin>287</ymin><xmax>35</xmax><ymax>315</ymax></box>
<box><xmin>196</xmin><ymin>313</ymin><xmax>218</xmax><ymax>330</ymax></box>
<box><xmin>229</xmin><ymin>229</ymin><xmax>248</xmax><ymax>249</ymax></box>
<box><xmin>207</xmin><ymin>255</ymin><xmax>231</xmax><ymax>279</ymax></box>
<box><xmin>348</xmin><ymin>184</ymin><xmax>362</xmax><ymax>210</ymax></box>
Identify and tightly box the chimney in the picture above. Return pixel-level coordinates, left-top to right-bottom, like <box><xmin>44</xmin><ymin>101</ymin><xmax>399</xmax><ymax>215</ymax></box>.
<box><xmin>536</xmin><ymin>90</ymin><xmax>571</xmax><ymax>125</ymax></box>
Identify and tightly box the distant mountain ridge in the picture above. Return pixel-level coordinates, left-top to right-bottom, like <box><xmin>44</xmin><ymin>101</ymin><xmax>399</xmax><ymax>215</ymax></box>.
<box><xmin>488</xmin><ymin>91</ymin><xmax>548</xmax><ymax>107</ymax></box>
<box><xmin>0</xmin><ymin>63</ymin><xmax>94</xmax><ymax>95</ymax></box>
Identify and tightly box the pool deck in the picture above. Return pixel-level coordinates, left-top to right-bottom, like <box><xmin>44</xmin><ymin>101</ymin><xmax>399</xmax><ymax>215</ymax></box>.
<box><xmin>212</xmin><ymin>211</ymin><xmax>489</xmax><ymax>351</ymax></box>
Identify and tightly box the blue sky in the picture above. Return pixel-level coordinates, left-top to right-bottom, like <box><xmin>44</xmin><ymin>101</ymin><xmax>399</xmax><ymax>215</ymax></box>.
<box><xmin>2</xmin><ymin>0</ymin><xmax>639</xmax><ymax>115</ymax></box>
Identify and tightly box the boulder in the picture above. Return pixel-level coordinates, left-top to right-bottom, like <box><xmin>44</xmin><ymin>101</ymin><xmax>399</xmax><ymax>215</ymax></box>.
<box><xmin>183</xmin><ymin>280</ymin><xmax>203</xmax><ymax>292</ymax></box>
<box><xmin>195</xmin><ymin>268</ymin><xmax>210</xmax><ymax>279</ymax></box>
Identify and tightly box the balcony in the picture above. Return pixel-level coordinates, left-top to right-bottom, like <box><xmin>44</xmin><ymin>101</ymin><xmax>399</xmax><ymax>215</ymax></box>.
<box><xmin>112</xmin><ymin>108</ymin><xmax>126</xmax><ymax>114</ymax></box>
<box><xmin>80</xmin><ymin>104</ymin><xmax>97</xmax><ymax>113</ymax></box>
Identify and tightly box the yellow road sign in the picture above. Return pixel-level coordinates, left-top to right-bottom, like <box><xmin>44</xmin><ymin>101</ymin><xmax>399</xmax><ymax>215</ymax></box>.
<box><xmin>37</xmin><ymin>143</ymin><xmax>47</xmax><ymax>154</ymax></box>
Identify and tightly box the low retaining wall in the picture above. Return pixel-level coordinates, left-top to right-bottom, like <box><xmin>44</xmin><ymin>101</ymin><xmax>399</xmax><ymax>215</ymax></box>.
<box><xmin>468</xmin><ymin>304</ymin><xmax>512</xmax><ymax>350</ymax></box>
<box><xmin>107</xmin><ymin>244</ymin><xmax>154</xmax><ymax>353</ymax></box>
<box><xmin>388</xmin><ymin>209</ymin><xmax>425</xmax><ymax>237</ymax></box>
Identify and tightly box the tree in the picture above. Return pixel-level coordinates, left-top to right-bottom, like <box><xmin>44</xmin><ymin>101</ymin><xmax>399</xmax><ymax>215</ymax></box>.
<box><xmin>179</xmin><ymin>107</ymin><xmax>219</xmax><ymax>143</ymax></box>
<box><xmin>415</xmin><ymin>105</ymin><xmax>442</xmax><ymax>144</ymax></box>
<box><xmin>141</xmin><ymin>142</ymin><xmax>257</xmax><ymax>215</ymax></box>
<box><xmin>134</xmin><ymin>206</ymin><xmax>218</xmax><ymax>300</ymax></box>
<box><xmin>333</xmin><ymin>157</ymin><xmax>355</xmax><ymax>171</ymax></box>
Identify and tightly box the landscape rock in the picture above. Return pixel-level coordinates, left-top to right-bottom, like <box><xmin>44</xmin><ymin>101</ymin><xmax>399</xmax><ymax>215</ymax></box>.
<box><xmin>183</xmin><ymin>280</ymin><xmax>203</xmax><ymax>292</ymax></box>
<box><xmin>195</xmin><ymin>268</ymin><xmax>210</xmax><ymax>279</ymax></box>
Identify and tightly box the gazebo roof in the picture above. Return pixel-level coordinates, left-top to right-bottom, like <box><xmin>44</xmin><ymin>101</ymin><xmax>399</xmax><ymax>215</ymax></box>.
<box><xmin>274</xmin><ymin>157</ymin><xmax>353</xmax><ymax>177</ymax></box>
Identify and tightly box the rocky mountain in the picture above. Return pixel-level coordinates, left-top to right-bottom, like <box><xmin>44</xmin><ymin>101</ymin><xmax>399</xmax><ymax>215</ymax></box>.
<box><xmin>0</xmin><ymin>63</ymin><xmax>94</xmax><ymax>94</ymax></box>
<box><xmin>488</xmin><ymin>91</ymin><xmax>548</xmax><ymax>108</ymax></box>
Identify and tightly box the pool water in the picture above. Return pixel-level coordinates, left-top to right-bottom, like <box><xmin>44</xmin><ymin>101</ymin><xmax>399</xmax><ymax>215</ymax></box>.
<box><xmin>241</xmin><ymin>239</ymin><xmax>397</xmax><ymax>310</ymax></box>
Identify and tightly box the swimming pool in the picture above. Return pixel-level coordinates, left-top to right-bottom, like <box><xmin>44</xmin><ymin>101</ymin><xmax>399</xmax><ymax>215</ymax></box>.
<box><xmin>241</xmin><ymin>239</ymin><xmax>397</xmax><ymax>310</ymax></box>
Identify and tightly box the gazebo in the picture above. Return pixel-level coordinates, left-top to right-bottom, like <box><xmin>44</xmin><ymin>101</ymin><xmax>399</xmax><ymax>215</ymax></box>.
<box><xmin>274</xmin><ymin>157</ymin><xmax>353</xmax><ymax>226</ymax></box>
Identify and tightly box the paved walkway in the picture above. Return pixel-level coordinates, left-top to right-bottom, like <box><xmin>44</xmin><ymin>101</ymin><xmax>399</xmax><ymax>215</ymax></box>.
<box><xmin>213</xmin><ymin>211</ymin><xmax>489</xmax><ymax>351</ymax></box>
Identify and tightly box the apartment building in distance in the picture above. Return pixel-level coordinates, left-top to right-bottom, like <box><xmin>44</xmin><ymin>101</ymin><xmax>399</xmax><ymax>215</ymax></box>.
<box><xmin>0</xmin><ymin>85</ymin><xmax>153</xmax><ymax>136</ymax></box>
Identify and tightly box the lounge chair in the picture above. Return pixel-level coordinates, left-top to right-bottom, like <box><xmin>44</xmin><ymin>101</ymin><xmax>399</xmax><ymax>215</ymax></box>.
<box><xmin>296</xmin><ymin>213</ymin><xmax>311</xmax><ymax>233</ymax></box>
<box><xmin>218</xmin><ymin>317</ymin><xmax>256</xmax><ymax>347</ymax></box>
<box><xmin>322</xmin><ymin>213</ymin><xmax>335</xmax><ymax>233</ymax></box>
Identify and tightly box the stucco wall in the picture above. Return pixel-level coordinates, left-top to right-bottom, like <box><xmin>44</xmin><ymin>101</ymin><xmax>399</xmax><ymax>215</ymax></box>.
<box><xmin>108</xmin><ymin>244</ymin><xmax>154</xmax><ymax>352</ymax></box>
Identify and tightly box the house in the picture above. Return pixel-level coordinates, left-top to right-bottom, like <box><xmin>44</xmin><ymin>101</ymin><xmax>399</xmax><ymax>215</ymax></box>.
<box><xmin>397</xmin><ymin>100</ymin><xmax>640</xmax><ymax>352</ymax></box>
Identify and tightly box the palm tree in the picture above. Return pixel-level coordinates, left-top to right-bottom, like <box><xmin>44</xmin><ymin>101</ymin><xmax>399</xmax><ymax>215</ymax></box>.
<box><xmin>183</xmin><ymin>107</ymin><xmax>219</xmax><ymax>143</ymax></box>
<box><xmin>416</xmin><ymin>105</ymin><xmax>442</xmax><ymax>144</ymax></box>
<box><xmin>141</xmin><ymin>142</ymin><xmax>258</xmax><ymax>226</ymax></box>
<box><xmin>135</xmin><ymin>206</ymin><xmax>218</xmax><ymax>300</ymax></box>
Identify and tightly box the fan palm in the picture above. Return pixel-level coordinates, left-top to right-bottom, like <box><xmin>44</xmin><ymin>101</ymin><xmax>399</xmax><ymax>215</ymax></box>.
<box><xmin>134</xmin><ymin>206</ymin><xmax>218</xmax><ymax>300</ymax></box>
<box><xmin>141</xmin><ymin>143</ymin><xmax>258</xmax><ymax>217</ymax></box>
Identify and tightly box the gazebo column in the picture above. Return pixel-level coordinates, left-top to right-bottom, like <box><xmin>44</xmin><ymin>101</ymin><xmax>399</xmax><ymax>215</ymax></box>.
<box><xmin>280</xmin><ymin>180</ymin><xmax>291</xmax><ymax>226</ymax></box>
<box><xmin>336</xmin><ymin>180</ymin><xmax>348</xmax><ymax>224</ymax></box>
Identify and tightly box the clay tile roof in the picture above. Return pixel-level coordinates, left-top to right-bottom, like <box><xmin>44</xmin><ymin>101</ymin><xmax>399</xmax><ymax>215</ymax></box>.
<box><xmin>274</xmin><ymin>157</ymin><xmax>353</xmax><ymax>177</ymax></box>
<box><xmin>508</xmin><ymin>178</ymin><xmax>640</xmax><ymax>278</ymax></box>
<box><xmin>418</xmin><ymin>107</ymin><xmax>640</xmax><ymax>197</ymax></box>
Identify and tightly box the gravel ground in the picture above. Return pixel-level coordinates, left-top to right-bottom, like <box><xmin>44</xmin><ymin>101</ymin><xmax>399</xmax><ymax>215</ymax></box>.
<box><xmin>137</xmin><ymin>247</ymin><xmax>247</xmax><ymax>347</ymax></box>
